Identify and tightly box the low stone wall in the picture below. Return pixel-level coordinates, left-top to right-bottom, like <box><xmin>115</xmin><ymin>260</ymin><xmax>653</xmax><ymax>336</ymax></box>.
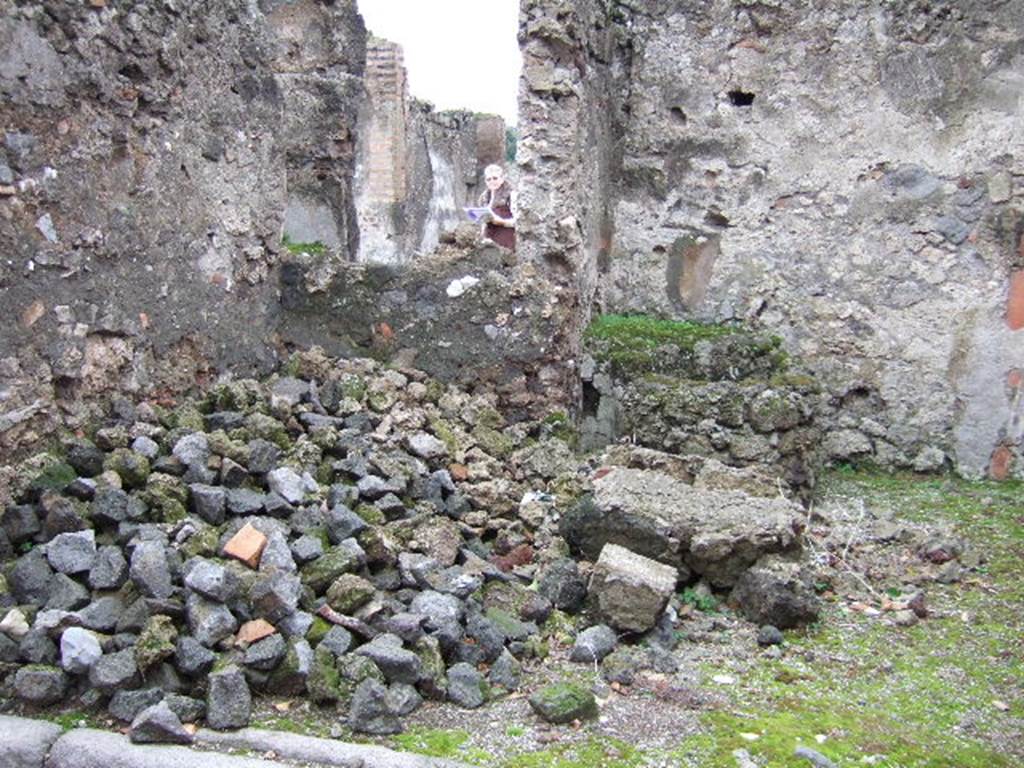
<box><xmin>580</xmin><ymin>318</ymin><xmax>822</xmax><ymax>493</ymax></box>
<box><xmin>277</xmin><ymin>242</ymin><xmax>578</xmax><ymax>421</ymax></box>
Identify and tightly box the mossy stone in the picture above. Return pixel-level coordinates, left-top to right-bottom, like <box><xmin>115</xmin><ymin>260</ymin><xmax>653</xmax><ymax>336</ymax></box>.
<box><xmin>171</xmin><ymin>404</ymin><xmax>206</xmax><ymax>432</ymax></box>
<box><xmin>306</xmin><ymin>617</ymin><xmax>332</xmax><ymax>646</ymax></box>
<box><xmin>207</xmin><ymin>379</ymin><xmax>265</xmax><ymax>413</ymax></box>
<box><xmin>339</xmin><ymin>374</ymin><xmax>367</xmax><ymax>403</ymax></box>
<box><xmin>181</xmin><ymin>522</ymin><xmax>222</xmax><ymax>559</ymax></box>
<box><xmin>471</xmin><ymin>425</ymin><xmax>514</xmax><ymax>458</ymax></box>
<box><xmin>135</xmin><ymin>615</ymin><xmax>178</xmax><ymax>671</ymax></box>
<box><xmin>413</xmin><ymin>636</ymin><xmax>446</xmax><ymax>700</ymax></box>
<box><xmin>207</xmin><ymin>430</ymin><xmax>250</xmax><ymax>464</ymax></box>
<box><xmin>355</xmin><ymin>504</ymin><xmax>385</xmax><ymax>525</ymax></box>
<box><xmin>307</xmin><ymin>645</ymin><xmax>344</xmax><ymax>704</ymax></box>
<box><xmin>31</xmin><ymin>461</ymin><xmax>78</xmax><ymax>494</ymax></box>
<box><xmin>103</xmin><ymin>449</ymin><xmax>151</xmax><ymax>489</ymax></box>
<box><xmin>325</xmin><ymin>574</ymin><xmax>375</xmax><ymax>614</ymax></box>
<box><xmin>245</xmin><ymin>412</ymin><xmax>292</xmax><ymax>450</ymax></box>
<box><xmin>528</xmin><ymin>682</ymin><xmax>598</xmax><ymax>724</ymax></box>
<box><xmin>300</xmin><ymin>546</ymin><xmax>361</xmax><ymax>593</ymax></box>
<box><xmin>428</xmin><ymin>417</ymin><xmax>461</xmax><ymax>455</ymax></box>
<box><xmin>140</xmin><ymin>472</ymin><xmax>188</xmax><ymax>523</ymax></box>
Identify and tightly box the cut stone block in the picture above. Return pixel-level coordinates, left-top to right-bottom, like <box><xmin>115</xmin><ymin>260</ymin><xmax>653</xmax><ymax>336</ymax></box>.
<box><xmin>223</xmin><ymin>522</ymin><xmax>267</xmax><ymax>568</ymax></box>
<box><xmin>587</xmin><ymin>543</ymin><xmax>678</xmax><ymax>633</ymax></box>
<box><xmin>562</xmin><ymin>465</ymin><xmax>803</xmax><ymax>587</ymax></box>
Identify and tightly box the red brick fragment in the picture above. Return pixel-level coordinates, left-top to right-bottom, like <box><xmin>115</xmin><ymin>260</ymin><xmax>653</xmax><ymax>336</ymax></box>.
<box><xmin>989</xmin><ymin>445</ymin><xmax>1014</xmax><ymax>481</ymax></box>
<box><xmin>236</xmin><ymin>619</ymin><xmax>276</xmax><ymax>647</ymax></box>
<box><xmin>224</xmin><ymin>522</ymin><xmax>268</xmax><ymax>568</ymax></box>
<box><xmin>1007</xmin><ymin>271</ymin><xmax>1024</xmax><ymax>331</ymax></box>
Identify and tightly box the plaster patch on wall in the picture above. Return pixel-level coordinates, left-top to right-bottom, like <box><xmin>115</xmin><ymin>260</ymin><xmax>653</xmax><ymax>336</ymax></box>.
<box><xmin>666</xmin><ymin>235</ymin><xmax>720</xmax><ymax>312</ymax></box>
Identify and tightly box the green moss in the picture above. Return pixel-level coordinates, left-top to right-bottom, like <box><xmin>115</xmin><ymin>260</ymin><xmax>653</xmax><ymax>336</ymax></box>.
<box><xmin>472</xmin><ymin>424</ymin><xmax>514</xmax><ymax>458</ymax></box>
<box><xmin>181</xmin><ymin>523</ymin><xmax>222</xmax><ymax>559</ymax></box>
<box><xmin>475</xmin><ymin>406</ymin><xmax>505</xmax><ymax>430</ymax></box>
<box><xmin>502</xmin><ymin>737</ymin><xmax>643</xmax><ymax>768</ymax></box>
<box><xmin>528</xmin><ymin>683</ymin><xmax>598</xmax><ymax>724</ymax></box>
<box><xmin>306</xmin><ymin>616</ymin><xmax>332</xmax><ymax>646</ymax></box>
<box><xmin>252</xmin><ymin>708</ymin><xmax>333</xmax><ymax>739</ymax></box>
<box><xmin>245</xmin><ymin>412</ymin><xmax>292</xmax><ymax>450</ymax></box>
<box><xmin>140</xmin><ymin>473</ymin><xmax>189</xmax><ymax>523</ymax></box>
<box><xmin>207</xmin><ymin>430</ymin><xmax>249</xmax><ymax>464</ymax></box>
<box><xmin>300</xmin><ymin>546</ymin><xmax>361</xmax><ymax>592</ymax></box>
<box><xmin>42</xmin><ymin>710</ymin><xmax>107</xmax><ymax>732</ymax></box>
<box><xmin>169</xmin><ymin>403</ymin><xmax>206</xmax><ymax>432</ymax></box>
<box><xmin>679</xmin><ymin>586</ymin><xmax>718</xmax><ymax>613</ymax></box>
<box><xmin>428</xmin><ymin>417</ymin><xmax>461</xmax><ymax>455</ymax></box>
<box><xmin>30</xmin><ymin>461</ymin><xmax>78</xmax><ymax>493</ymax></box>
<box><xmin>669</xmin><ymin>467</ymin><xmax>1024</xmax><ymax>767</ymax></box>
<box><xmin>540</xmin><ymin>411</ymin><xmax>578</xmax><ymax>446</ymax></box>
<box><xmin>354</xmin><ymin>503</ymin><xmax>385</xmax><ymax>525</ymax></box>
<box><xmin>282</xmin><ymin>234</ymin><xmax>327</xmax><ymax>256</ymax></box>
<box><xmin>424</xmin><ymin>379</ymin><xmax>445</xmax><ymax>403</ymax></box>
<box><xmin>540</xmin><ymin>609</ymin><xmax>577</xmax><ymax>644</ymax></box>
<box><xmin>392</xmin><ymin>728</ymin><xmax>490</xmax><ymax>762</ymax></box>
<box><xmin>307</xmin><ymin>644</ymin><xmax>344</xmax><ymax>704</ymax></box>
<box><xmin>135</xmin><ymin>615</ymin><xmax>178</xmax><ymax>671</ymax></box>
<box><xmin>103</xmin><ymin>448</ymin><xmax>151</xmax><ymax>489</ymax></box>
<box><xmin>585</xmin><ymin>314</ymin><xmax>735</xmax><ymax>368</ymax></box>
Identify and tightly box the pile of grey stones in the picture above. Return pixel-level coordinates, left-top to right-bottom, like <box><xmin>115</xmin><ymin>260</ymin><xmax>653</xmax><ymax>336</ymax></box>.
<box><xmin>0</xmin><ymin>352</ymin><xmax>591</xmax><ymax>739</ymax></box>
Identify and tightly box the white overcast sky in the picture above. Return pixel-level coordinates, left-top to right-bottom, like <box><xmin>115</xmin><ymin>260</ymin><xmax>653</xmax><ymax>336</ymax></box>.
<box><xmin>357</xmin><ymin>0</ymin><xmax>522</xmax><ymax>124</ymax></box>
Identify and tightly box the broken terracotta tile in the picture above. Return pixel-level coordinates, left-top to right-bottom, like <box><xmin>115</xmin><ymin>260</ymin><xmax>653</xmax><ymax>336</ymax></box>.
<box><xmin>224</xmin><ymin>522</ymin><xmax>267</xmax><ymax>568</ymax></box>
<box><xmin>235</xmin><ymin>618</ymin><xmax>276</xmax><ymax>646</ymax></box>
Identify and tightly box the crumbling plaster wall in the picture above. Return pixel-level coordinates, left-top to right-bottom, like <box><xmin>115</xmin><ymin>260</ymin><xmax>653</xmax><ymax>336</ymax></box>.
<box><xmin>521</xmin><ymin>0</ymin><xmax>1024</xmax><ymax>477</ymax></box>
<box><xmin>0</xmin><ymin>0</ymin><xmax>366</xmax><ymax>454</ymax></box>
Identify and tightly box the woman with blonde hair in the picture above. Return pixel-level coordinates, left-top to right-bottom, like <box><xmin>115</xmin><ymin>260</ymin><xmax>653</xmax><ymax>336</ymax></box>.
<box><xmin>478</xmin><ymin>164</ymin><xmax>517</xmax><ymax>251</ymax></box>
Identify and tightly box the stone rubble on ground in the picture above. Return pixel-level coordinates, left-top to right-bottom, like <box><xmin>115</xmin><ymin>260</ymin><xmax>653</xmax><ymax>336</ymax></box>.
<box><xmin>0</xmin><ymin>351</ymin><xmax>900</xmax><ymax>736</ymax></box>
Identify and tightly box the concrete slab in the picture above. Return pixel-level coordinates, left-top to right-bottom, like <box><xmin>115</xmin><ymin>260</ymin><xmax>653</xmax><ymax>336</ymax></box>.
<box><xmin>197</xmin><ymin>728</ymin><xmax>473</xmax><ymax>768</ymax></box>
<box><xmin>44</xmin><ymin>728</ymin><xmax>282</xmax><ymax>768</ymax></box>
<box><xmin>0</xmin><ymin>715</ymin><xmax>63</xmax><ymax>768</ymax></box>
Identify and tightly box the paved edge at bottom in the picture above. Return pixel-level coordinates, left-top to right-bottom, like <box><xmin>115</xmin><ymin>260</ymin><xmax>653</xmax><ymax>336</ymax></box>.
<box><xmin>0</xmin><ymin>716</ymin><xmax>474</xmax><ymax>768</ymax></box>
<box><xmin>197</xmin><ymin>727</ymin><xmax>474</xmax><ymax>768</ymax></box>
<box><xmin>0</xmin><ymin>714</ymin><xmax>64</xmax><ymax>768</ymax></box>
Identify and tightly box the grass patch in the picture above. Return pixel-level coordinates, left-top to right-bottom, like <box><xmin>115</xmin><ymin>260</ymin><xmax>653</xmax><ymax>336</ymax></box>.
<box><xmin>584</xmin><ymin>314</ymin><xmax>736</xmax><ymax>370</ymax></box>
<box><xmin>673</xmin><ymin>467</ymin><xmax>1024</xmax><ymax>767</ymax></box>
<box><xmin>41</xmin><ymin>710</ymin><xmax>106</xmax><ymax>732</ymax></box>
<box><xmin>502</xmin><ymin>736</ymin><xmax>644</xmax><ymax>768</ymax></box>
<box><xmin>282</xmin><ymin>234</ymin><xmax>327</xmax><ymax>256</ymax></box>
<box><xmin>251</xmin><ymin>710</ymin><xmax>334</xmax><ymax>739</ymax></box>
<box><xmin>392</xmin><ymin>728</ymin><xmax>490</xmax><ymax>764</ymax></box>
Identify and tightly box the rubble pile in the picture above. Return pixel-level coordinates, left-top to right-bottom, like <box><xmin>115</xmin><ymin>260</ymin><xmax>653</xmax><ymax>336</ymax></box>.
<box><xmin>0</xmin><ymin>351</ymin><xmax>823</xmax><ymax>737</ymax></box>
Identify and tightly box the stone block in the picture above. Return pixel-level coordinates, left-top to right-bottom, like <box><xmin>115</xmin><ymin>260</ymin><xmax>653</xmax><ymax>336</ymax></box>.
<box><xmin>587</xmin><ymin>543</ymin><xmax>677</xmax><ymax>633</ymax></box>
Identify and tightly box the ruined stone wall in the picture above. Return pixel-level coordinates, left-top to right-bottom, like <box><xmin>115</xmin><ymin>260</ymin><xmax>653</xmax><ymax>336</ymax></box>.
<box><xmin>277</xmin><ymin>241</ymin><xmax>578</xmax><ymax>420</ymax></box>
<box><xmin>0</xmin><ymin>0</ymin><xmax>366</xmax><ymax>455</ymax></box>
<box><xmin>546</xmin><ymin>0</ymin><xmax>1024</xmax><ymax>477</ymax></box>
<box><xmin>515</xmin><ymin>0</ymin><xmax>631</xmax><ymax>400</ymax></box>
<box><xmin>354</xmin><ymin>38</ymin><xmax>503</xmax><ymax>264</ymax></box>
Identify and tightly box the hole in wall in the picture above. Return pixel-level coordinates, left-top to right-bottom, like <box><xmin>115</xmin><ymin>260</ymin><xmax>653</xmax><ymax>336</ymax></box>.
<box><xmin>582</xmin><ymin>380</ymin><xmax>601</xmax><ymax>417</ymax></box>
<box><xmin>670</xmin><ymin>106</ymin><xmax>688</xmax><ymax>124</ymax></box>
<box><xmin>727</xmin><ymin>89</ymin><xmax>755</xmax><ymax>106</ymax></box>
